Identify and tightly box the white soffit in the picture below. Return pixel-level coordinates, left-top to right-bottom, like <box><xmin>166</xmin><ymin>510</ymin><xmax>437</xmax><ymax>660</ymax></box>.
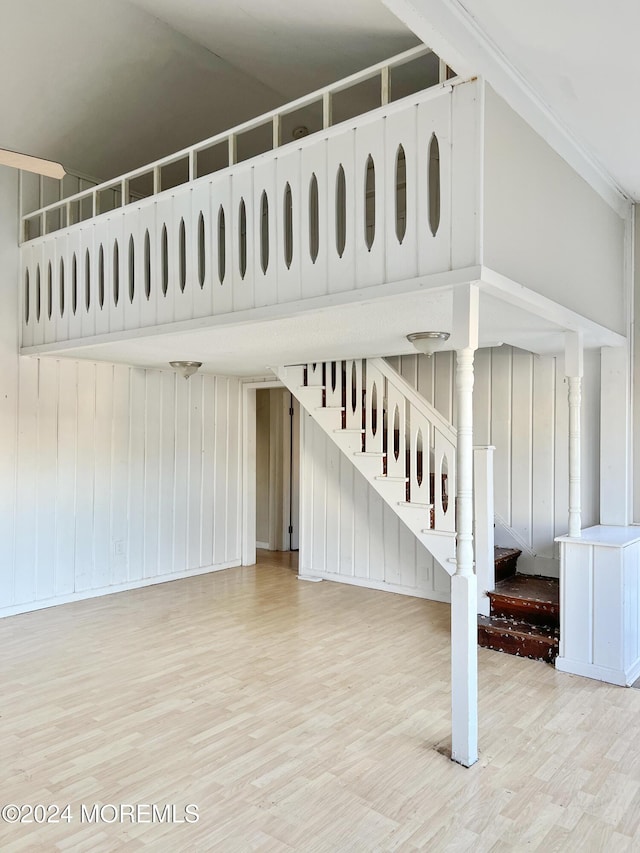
<box><xmin>383</xmin><ymin>0</ymin><xmax>633</xmax><ymax>214</ymax></box>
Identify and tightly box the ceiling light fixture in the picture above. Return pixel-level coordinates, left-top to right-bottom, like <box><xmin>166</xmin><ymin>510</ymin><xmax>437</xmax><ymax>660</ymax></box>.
<box><xmin>169</xmin><ymin>360</ymin><xmax>202</xmax><ymax>379</ymax></box>
<box><xmin>406</xmin><ymin>331</ymin><xmax>450</xmax><ymax>357</ymax></box>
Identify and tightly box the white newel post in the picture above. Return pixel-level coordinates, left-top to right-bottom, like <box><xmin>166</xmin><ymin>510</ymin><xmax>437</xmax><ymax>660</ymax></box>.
<box><xmin>450</xmin><ymin>283</ymin><xmax>479</xmax><ymax>768</ymax></box>
<box><xmin>473</xmin><ymin>446</ymin><xmax>495</xmax><ymax>617</ymax></box>
<box><xmin>565</xmin><ymin>332</ymin><xmax>583</xmax><ymax>538</ymax></box>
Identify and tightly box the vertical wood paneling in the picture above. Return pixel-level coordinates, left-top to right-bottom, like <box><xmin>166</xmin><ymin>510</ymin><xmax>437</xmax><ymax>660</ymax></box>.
<box><xmin>490</xmin><ymin>346</ymin><xmax>513</xmax><ymax>524</ymax></box>
<box><xmin>510</xmin><ymin>350</ymin><xmax>533</xmax><ymax>546</ymax></box>
<box><xmin>532</xmin><ymin>356</ymin><xmax>556</xmax><ymax>556</ymax></box>
<box><xmin>1</xmin><ymin>358</ymin><xmax>242</xmax><ymax>613</ymax></box>
<box><xmin>74</xmin><ymin>362</ymin><xmax>96</xmax><ymax>592</ymax></box>
<box><xmin>157</xmin><ymin>370</ymin><xmax>176</xmax><ymax>577</ymax></box>
<box><xmin>36</xmin><ymin>359</ymin><xmax>59</xmax><ymax>601</ymax></box>
<box><xmin>143</xmin><ymin>370</ymin><xmax>162</xmax><ymax>578</ymax></box>
<box><xmin>93</xmin><ymin>363</ymin><xmax>114</xmax><ymax>589</ymax></box>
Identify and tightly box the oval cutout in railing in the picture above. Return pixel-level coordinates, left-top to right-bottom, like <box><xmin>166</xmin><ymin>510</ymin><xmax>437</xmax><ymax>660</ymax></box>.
<box><xmin>98</xmin><ymin>245</ymin><xmax>105</xmax><ymax>309</ymax></box>
<box><xmin>24</xmin><ymin>269</ymin><xmax>30</xmax><ymax>325</ymax></box>
<box><xmin>330</xmin><ymin>361</ymin><xmax>337</xmax><ymax>395</ymax></box>
<box><xmin>144</xmin><ymin>230</ymin><xmax>151</xmax><ymax>300</ymax></box>
<box><xmin>416</xmin><ymin>428</ymin><xmax>423</xmax><ymax>487</ymax></box>
<box><xmin>336</xmin><ymin>164</ymin><xmax>346</xmax><ymax>258</ymax></box>
<box><xmin>428</xmin><ymin>133</ymin><xmax>441</xmax><ymax>237</ymax></box>
<box><xmin>128</xmin><ymin>236</ymin><xmax>135</xmax><ymax>303</ymax></box>
<box><xmin>393</xmin><ymin>405</ymin><xmax>400</xmax><ymax>461</ymax></box>
<box><xmin>72</xmin><ymin>254</ymin><xmax>77</xmax><ymax>315</ymax></box>
<box><xmin>309</xmin><ymin>174</ymin><xmax>319</xmax><ymax>264</ymax></box>
<box><xmin>239</xmin><ymin>199</ymin><xmax>247</xmax><ymax>280</ymax></box>
<box><xmin>260</xmin><ymin>191</ymin><xmax>269</xmax><ymax>274</ymax></box>
<box><xmin>113</xmin><ymin>241</ymin><xmax>120</xmax><ymax>306</ymax></box>
<box><xmin>198</xmin><ymin>212</ymin><xmax>205</xmax><ymax>288</ymax></box>
<box><xmin>36</xmin><ymin>264</ymin><xmax>41</xmax><ymax>322</ymax></box>
<box><xmin>364</xmin><ymin>155</ymin><xmax>375</xmax><ymax>251</ymax></box>
<box><xmin>395</xmin><ymin>145</ymin><xmax>407</xmax><ymax>244</ymax></box>
<box><xmin>283</xmin><ymin>183</ymin><xmax>293</xmax><ymax>269</ymax></box>
<box><xmin>85</xmin><ymin>249</ymin><xmax>91</xmax><ymax>312</ymax></box>
<box><xmin>351</xmin><ymin>361</ymin><xmax>357</xmax><ymax>415</ymax></box>
<box><xmin>371</xmin><ymin>381</ymin><xmax>378</xmax><ymax>435</ymax></box>
<box><xmin>47</xmin><ymin>262</ymin><xmax>53</xmax><ymax>319</ymax></box>
<box><xmin>59</xmin><ymin>258</ymin><xmax>65</xmax><ymax>317</ymax></box>
<box><xmin>441</xmin><ymin>453</ymin><xmax>449</xmax><ymax>513</ymax></box>
<box><xmin>218</xmin><ymin>206</ymin><xmax>226</xmax><ymax>284</ymax></box>
<box><xmin>161</xmin><ymin>225</ymin><xmax>168</xmax><ymax>296</ymax></box>
<box><xmin>179</xmin><ymin>218</ymin><xmax>186</xmax><ymax>292</ymax></box>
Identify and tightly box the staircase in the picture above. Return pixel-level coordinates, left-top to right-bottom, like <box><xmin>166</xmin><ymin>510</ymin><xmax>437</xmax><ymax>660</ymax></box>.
<box><xmin>277</xmin><ymin>358</ymin><xmax>458</xmax><ymax>575</ymax></box>
<box><xmin>479</xmin><ymin>549</ymin><xmax>560</xmax><ymax>663</ymax></box>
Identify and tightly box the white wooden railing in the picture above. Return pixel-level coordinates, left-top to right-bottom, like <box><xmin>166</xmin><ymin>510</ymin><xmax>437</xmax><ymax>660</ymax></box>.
<box><xmin>303</xmin><ymin>357</ymin><xmax>457</xmax><ymax>533</ymax></box>
<box><xmin>19</xmin><ymin>48</ymin><xmax>477</xmax><ymax>350</ymax></box>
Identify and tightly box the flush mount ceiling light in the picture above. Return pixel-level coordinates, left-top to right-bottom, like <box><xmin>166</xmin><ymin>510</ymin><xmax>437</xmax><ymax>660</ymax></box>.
<box><xmin>406</xmin><ymin>331</ymin><xmax>450</xmax><ymax>357</ymax></box>
<box><xmin>169</xmin><ymin>360</ymin><xmax>202</xmax><ymax>379</ymax></box>
<box><xmin>292</xmin><ymin>126</ymin><xmax>309</xmax><ymax>139</ymax></box>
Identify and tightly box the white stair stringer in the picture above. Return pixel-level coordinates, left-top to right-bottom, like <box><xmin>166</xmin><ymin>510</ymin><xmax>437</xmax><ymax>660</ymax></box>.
<box><xmin>277</xmin><ymin>362</ymin><xmax>457</xmax><ymax>575</ymax></box>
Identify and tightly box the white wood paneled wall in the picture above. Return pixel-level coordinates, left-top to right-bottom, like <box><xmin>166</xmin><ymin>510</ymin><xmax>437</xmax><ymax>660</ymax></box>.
<box><xmin>1</xmin><ymin>358</ymin><xmax>241</xmax><ymax>616</ymax></box>
<box><xmin>299</xmin><ymin>413</ymin><xmax>452</xmax><ymax>602</ymax></box>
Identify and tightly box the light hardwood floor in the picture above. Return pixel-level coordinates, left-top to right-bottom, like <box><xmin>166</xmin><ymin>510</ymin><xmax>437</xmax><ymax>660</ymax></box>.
<box><xmin>2</xmin><ymin>551</ymin><xmax>640</xmax><ymax>852</ymax></box>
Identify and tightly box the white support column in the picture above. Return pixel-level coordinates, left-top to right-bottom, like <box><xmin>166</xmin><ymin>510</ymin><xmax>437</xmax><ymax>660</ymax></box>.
<box><xmin>473</xmin><ymin>445</ymin><xmax>495</xmax><ymax>617</ymax></box>
<box><xmin>565</xmin><ymin>332</ymin><xmax>584</xmax><ymax>538</ymax></box>
<box><xmin>451</xmin><ymin>282</ymin><xmax>479</xmax><ymax>768</ymax></box>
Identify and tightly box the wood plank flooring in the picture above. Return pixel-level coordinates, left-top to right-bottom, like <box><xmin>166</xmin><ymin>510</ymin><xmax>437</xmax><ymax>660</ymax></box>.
<box><xmin>1</xmin><ymin>550</ymin><xmax>640</xmax><ymax>851</ymax></box>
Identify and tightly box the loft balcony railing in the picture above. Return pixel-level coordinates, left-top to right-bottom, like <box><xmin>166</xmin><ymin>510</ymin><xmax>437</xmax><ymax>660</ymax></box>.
<box><xmin>19</xmin><ymin>46</ymin><xmax>478</xmax><ymax>350</ymax></box>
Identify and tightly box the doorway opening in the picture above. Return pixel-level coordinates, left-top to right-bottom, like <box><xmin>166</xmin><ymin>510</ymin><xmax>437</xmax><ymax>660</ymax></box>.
<box><xmin>255</xmin><ymin>388</ymin><xmax>300</xmax><ymax>553</ymax></box>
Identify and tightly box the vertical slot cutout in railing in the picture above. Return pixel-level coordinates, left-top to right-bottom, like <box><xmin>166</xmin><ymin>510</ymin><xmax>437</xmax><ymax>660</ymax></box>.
<box><xmin>198</xmin><ymin>213</ymin><xmax>206</xmax><ymax>288</ymax></box>
<box><xmin>72</xmin><ymin>254</ymin><xmax>77</xmax><ymax>315</ymax></box>
<box><xmin>364</xmin><ymin>155</ymin><xmax>375</xmax><ymax>251</ymax></box>
<box><xmin>24</xmin><ymin>270</ymin><xmax>30</xmax><ymax>326</ymax></box>
<box><xmin>179</xmin><ymin>219</ymin><xmax>186</xmax><ymax>292</ymax></box>
<box><xmin>113</xmin><ymin>241</ymin><xmax>120</xmax><ymax>306</ymax></box>
<box><xmin>284</xmin><ymin>183</ymin><xmax>293</xmax><ymax>269</ymax></box>
<box><xmin>428</xmin><ymin>133</ymin><xmax>441</xmax><ymax>237</ymax></box>
<box><xmin>218</xmin><ymin>207</ymin><xmax>226</xmax><ymax>283</ymax></box>
<box><xmin>260</xmin><ymin>191</ymin><xmax>269</xmax><ymax>274</ymax></box>
<box><xmin>128</xmin><ymin>236</ymin><xmax>135</xmax><ymax>303</ymax></box>
<box><xmin>36</xmin><ymin>264</ymin><xmax>41</xmax><ymax>322</ymax></box>
<box><xmin>336</xmin><ymin>165</ymin><xmax>346</xmax><ymax>258</ymax></box>
<box><xmin>59</xmin><ymin>258</ymin><xmax>65</xmax><ymax>317</ymax></box>
<box><xmin>47</xmin><ymin>262</ymin><xmax>52</xmax><ymax>319</ymax></box>
<box><xmin>85</xmin><ymin>249</ymin><xmax>91</xmax><ymax>311</ymax></box>
<box><xmin>395</xmin><ymin>145</ymin><xmax>407</xmax><ymax>244</ymax></box>
<box><xmin>161</xmin><ymin>225</ymin><xmax>168</xmax><ymax>296</ymax></box>
<box><xmin>309</xmin><ymin>174</ymin><xmax>319</xmax><ymax>264</ymax></box>
<box><xmin>239</xmin><ymin>200</ymin><xmax>247</xmax><ymax>279</ymax></box>
<box><xmin>98</xmin><ymin>245</ymin><xmax>105</xmax><ymax>308</ymax></box>
<box><xmin>144</xmin><ymin>230</ymin><xmax>151</xmax><ymax>300</ymax></box>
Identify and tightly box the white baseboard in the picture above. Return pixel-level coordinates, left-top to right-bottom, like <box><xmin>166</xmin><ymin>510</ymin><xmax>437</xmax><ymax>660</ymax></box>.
<box><xmin>0</xmin><ymin>559</ymin><xmax>242</xmax><ymax>620</ymax></box>
<box><xmin>555</xmin><ymin>655</ymin><xmax>631</xmax><ymax>687</ymax></box>
<box><xmin>300</xmin><ymin>569</ymin><xmax>451</xmax><ymax>603</ymax></box>
<box><xmin>256</xmin><ymin>541</ymin><xmax>271</xmax><ymax>550</ymax></box>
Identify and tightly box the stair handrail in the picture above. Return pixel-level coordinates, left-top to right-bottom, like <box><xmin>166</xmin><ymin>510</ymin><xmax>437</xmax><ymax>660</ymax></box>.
<box><xmin>369</xmin><ymin>357</ymin><xmax>457</xmax><ymax>444</ymax></box>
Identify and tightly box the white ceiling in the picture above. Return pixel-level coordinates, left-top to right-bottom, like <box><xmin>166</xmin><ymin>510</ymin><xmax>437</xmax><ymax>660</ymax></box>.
<box><xmin>4</xmin><ymin>0</ymin><xmax>638</xmax><ymax>203</ymax></box>
<box><xmin>0</xmin><ymin>0</ymin><xmax>416</xmax><ymax>181</ymax></box>
<box><xmin>456</xmin><ymin>0</ymin><xmax>640</xmax><ymax>200</ymax></box>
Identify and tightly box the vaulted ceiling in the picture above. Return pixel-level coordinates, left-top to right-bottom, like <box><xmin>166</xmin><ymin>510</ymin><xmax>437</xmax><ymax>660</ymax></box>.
<box><xmin>2</xmin><ymin>0</ymin><xmax>638</xmax><ymax>204</ymax></box>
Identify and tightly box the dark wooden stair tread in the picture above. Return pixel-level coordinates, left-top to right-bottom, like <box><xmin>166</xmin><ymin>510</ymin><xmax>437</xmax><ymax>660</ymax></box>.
<box><xmin>490</xmin><ymin>574</ymin><xmax>559</xmax><ymax>605</ymax></box>
<box><xmin>478</xmin><ymin>615</ymin><xmax>559</xmax><ymax>663</ymax></box>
